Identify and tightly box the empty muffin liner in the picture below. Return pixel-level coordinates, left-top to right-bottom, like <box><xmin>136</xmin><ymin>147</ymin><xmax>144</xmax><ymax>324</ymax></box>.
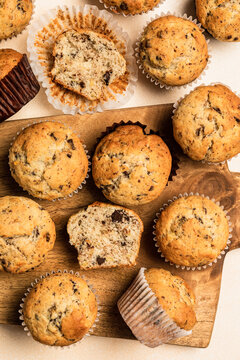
<box><xmin>98</xmin><ymin>0</ymin><xmax>165</xmax><ymax>16</ymax></box>
<box><xmin>27</xmin><ymin>4</ymin><xmax>138</xmax><ymax>115</ymax></box>
<box><xmin>135</xmin><ymin>12</ymin><xmax>212</xmax><ymax>90</ymax></box>
<box><xmin>117</xmin><ymin>267</ymin><xmax>192</xmax><ymax>347</ymax></box>
<box><xmin>153</xmin><ymin>192</ymin><xmax>233</xmax><ymax>271</ymax></box>
<box><xmin>9</xmin><ymin>120</ymin><xmax>90</xmax><ymax>202</ymax></box>
<box><xmin>172</xmin><ymin>82</ymin><xmax>240</xmax><ymax>165</ymax></box>
<box><xmin>0</xmin><ymin>54</ymin><xmax>40</xmax><ymax>122</ymax></box>
<box><xmin>19</xmin><ymin>269</ymin><xmax>100</xmax><ymax>349</ymax></box>
<box><xmin>0</xmin><ymin>0</ymin><xmax>36</xmax><ymax>42</ymax></box>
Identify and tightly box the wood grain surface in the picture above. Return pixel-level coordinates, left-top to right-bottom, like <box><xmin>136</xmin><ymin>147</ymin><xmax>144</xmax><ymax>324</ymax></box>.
<box><xmin>0</xmin><ymin>104</ymin><xmax>239</xmax><ymax>348</ymax></box>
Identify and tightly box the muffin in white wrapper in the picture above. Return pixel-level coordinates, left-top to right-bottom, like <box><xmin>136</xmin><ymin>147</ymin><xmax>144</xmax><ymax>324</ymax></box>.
<box><xmin>118</xmin><ymin>268</ymin><xmax>194</xmax><ymax>347</ymax></box>
<box><xmin>98</xmin><ymin>0</ymin><xmax>165</xmax><ymax>16</ymax></box>
<box><xmin>19</xmin><ymin>269</ymin><xmax>100</xmax><ymax>349</ymax></box>
<box><xmin>153</xmin><ymin>192</ymin><xmax>233</xmax><ymax>271</ymax></box>
<box><xmin>27</xmin><ymin>4</ymin><xmax>138</xmax><ymax>115</ymax></box>
<box><xmin>9</xmin><ymin>120</ymin><xmax>90</xmax><ymax>201</ymax></box>
<box><xmin>135</xmin><ymin>12</ymin><xmax>211</xmax><ymax>90</ymax></box>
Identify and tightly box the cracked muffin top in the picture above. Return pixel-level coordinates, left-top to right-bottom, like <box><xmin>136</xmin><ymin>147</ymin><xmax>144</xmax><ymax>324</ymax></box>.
<box><xmin>101</xmin><ymin>0</ymin><xmax>162</xmax><ymax>15</ymax></box>
<box><xmin>23</xmin><ymin>273</ymin><xmax>98</xmax><ymax>346</ymax></box>
<box><xmin>9</xmin><ymin>121</ymin><xmax>88</xmax><ymax>200</ymax></box>
<box><xmin>92</xmin><ymin>125</ymin><xmax>172</xmax><ymax>206</ymax></box>
<box><xmin>139</xmin><ymin>16</ymin><xmax>208</xmax><ymax>86</ymax></box>
<box><xmin>155</xmin><ymin>195</ymin><xmax>229</xmax><ymax>268</ymax></box>
<box><xmin>0</xmin><ymin>196</ymin><xmax>55</xmax><ymax>273</ymax></box>
<box><xmin>196</xmin><ymin>0</ymin><xmax>240</xmax><ymax>41</ymax></box>
<box><xmin>0</xmin><ymin>0</ymin><xmax>33</xmax><ymax>40</ymax></box>
<box><xmin>173</xmin><ymin>84</ymin><xmax>240</xmax><ymax>162</ymax></box>
<box><xmin>145</xmin><ymin>268</ymin><xmax>196</xmax><ymax>330</ymax></box>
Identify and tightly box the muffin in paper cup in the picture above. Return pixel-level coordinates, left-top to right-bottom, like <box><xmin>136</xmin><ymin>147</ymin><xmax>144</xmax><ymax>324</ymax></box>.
<box><xmin>19</xmin><ymin>269</ymin><xmax>100</xmax><ymax>349</ymax></box>
<box><xmin>118</xmin><ymin>267</ymin><xmax>195</xmax><ymax>347</ymax></box>
<box><xmin>9</xmin><ymin>120</ymin><xmax>90</xmax><ymax>201</ymax></box>
<box><xmin>98</xmin><ymin>0</ymin><xmax>165</xmax><ymax>16</ymax></box>
<box><xmin>172</xmin><ymin>83</ymin><xmax>240</xmax><ymax>164</ymax></box>
<box><xmin>153</xmin><ymin>192</ymin><xmax>233</xmax><ymax>271</ymax></box>
<box><xmin>27</xmin><ymin>4</ymin><xmax>138</xmax><ymax>115</ymax></box>
<box><xmin>0</xmin><ymin>50</ymin><xmax>40</xmax><ymax>122</ymax></box>
<box><xmin>135</xmin><ymin>12</ymin><xmax>211</xmax><ymax>90</ymax></box>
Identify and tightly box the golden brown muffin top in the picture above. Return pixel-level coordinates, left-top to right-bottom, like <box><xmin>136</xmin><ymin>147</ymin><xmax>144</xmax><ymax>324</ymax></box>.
<box><xmin>23</xmin><ymin>273</ymin><xmax>98</xmax><ymax>346</ymax></box>
<box><xmin>145</xmin><ymin>268</ymin><xmax>196</xmax><ymax>330</ymax></box>
<box><xmin>0</xmin><ymin>49</ymin><xmax>22</xmax><ymax>80</ymax></box>
<box><xmin>101</xmin><ymin>0</ymin><xmax>161</xmax><ymax>15</ymax></box>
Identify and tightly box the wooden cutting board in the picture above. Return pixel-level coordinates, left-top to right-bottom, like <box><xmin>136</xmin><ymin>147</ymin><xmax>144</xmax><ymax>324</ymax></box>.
<box><xmin>0</xmin><ymin>104</ymin><xmax>239</xmax><ymax>348</ymax></box>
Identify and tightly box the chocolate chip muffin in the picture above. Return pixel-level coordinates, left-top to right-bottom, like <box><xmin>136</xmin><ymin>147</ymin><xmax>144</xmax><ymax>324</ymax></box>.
<box><xmin>51</xmin><ymin>29</ymin><xmax>126</xmax><ymax>101</ymax></box>
<box><xmin>101</xmin><ymin>0</ymin><xmax>162</xmax><ymax>15</ymax></box>
<box><xmin>155</xmin><ymin>195</ymin><xmax>229</xmax><ymax>268</ymax></box>
<box><xmin>118</xmin><ymin>268</ymin><xmax>196</xmax><ymax>347</ymax></box>
<box><xmin>196</xmin><ymin>0</ymin><xmax>240</xmax><ymax>41</ymax></box>
<box><xmin>9</xmin><ymin>121</ymin><xmax>88</xmax><ymax>200</ymax></box>
<box><xmin>139</xmin><ymin>16</ymin><xmax>209</xmax><ymax>86</ymax></box>
<box><xmin>92</xmin><ymin>125</ymin><xmax>172</xmax><ymax>206</ymax></box>
<box><xmin>0</xmin><ymin>0</ymin><xmax>33</xmax><ymax>40</ymax></box>
<box><xmin>0</xmin><ymin>49</ymin><xmax>40</xmax><ymax>122</ymax></box>
<box><xmin>67</xmin><ymin>202</ymin><xmax>144</xmax><ymax>270</ymax></box>
<box><xmin>23</xmin><ymin>272</ymin><xmax>98</xmax><ymax>346</ymax></box>
<box><xmin>173</xmin><ymin>84</ymin><xmax>240</xmax><ymax>162</ymax></box>
<box><xmin>0</xmin><ymin>196</ymin><xmax>55</xmax><ymax>273</ymax></box>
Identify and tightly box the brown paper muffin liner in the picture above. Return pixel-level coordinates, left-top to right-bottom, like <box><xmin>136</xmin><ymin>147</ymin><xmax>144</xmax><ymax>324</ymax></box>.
<box><xmin>153</xmin><ymin>192</ymin><xmax>233</xmax><ymax>271</ymax></box>
<box><xmin>27</xmin><ymin>4</ymin><xmax>138</xmax><ymax>115</ymax></box>
<box><xmin>98</xmin><ymin>0</ymin><xmax>165</xmax><ymax>16</ymax></box>
<box><xmin>93</xmin><ymin>120</ymin><xmax>180</xmax><ymax>188</ymax></box>
<box><xmin>9</xmin><ymin>120</ymin><xmax>90</xmax><ymax>202</ymax></box>
<box><xmin>19</xmin><ymin>269</ymin><xmax>100</xmax><ymax>349</ymax></box>
<box><xmin>0</xmin><ymin>0</ymin><xmax>36</xmax><ymax>42</ymax></box>
<box><xmin>117</xmin><ymin>267</ymin><xmax>192</xmax><ymax>347</ymax></box>
<box><xmin>172</xmin><ymin>82</ymin><xmax>240</xmax><ymax>165</ymax></box>
<box><xmin>135</xmin><ymin>12</ymin><xmax>211</xmax><ymax>90</ymax></box>
<box><xmin>0</xmin><ymin>54</ymin><xmax>40</xmax><ymax>122</ymax></box>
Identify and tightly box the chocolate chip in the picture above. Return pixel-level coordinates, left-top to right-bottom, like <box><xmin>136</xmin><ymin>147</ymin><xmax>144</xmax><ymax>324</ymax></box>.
<box><xmin>50</xmin><ymin>133</ymin><xmax>57</xmax><ymax>141</ymax></box>
<box><xmin>80</xmin><ymin>81</ymin><xmax>85</xmax><ymax>88</ymax></box>
<box><xmin>119</xmin><ymin>1</ymin><xmax>128</xmax><ymax>10</ymax></box>
<box><xmin>234</xmin><ymin>117</ymin><xmax>240</xmax><ymax>123</ymax></box>
<box><xmin>154</xmin><ymin>320</ymin><xmax>160</xmax><ymax>325</ymax></box>
<box><xmin>67</xmin><ymin>153</ymin><xmax>72</xmax><ymax>158</ymax></box>
<box><xmin>67</xmin><ymin>139</ymin><xmax>76</xmax><ymax>150</ymax></box>
<box><xmin>102</xmin><ymin>221</ymin><xmax>106</xmax><ymax>225</ymax></box>
<box><xmin>111</xmin><ymin>210</ymin><xmax>123</xmax><ymax>222</ymax></box>
<box><xmin>121</xmin><ymin>242</ymin><xmax>126</xmax><ymax>246</ymax></box>
<box><xmin>196</xmin><ymin>128</ymin><xmax>201</xmax><ymax>136</ymax></box>
<box><xmin>213</xmin><ymin>107</ymin><xmax>222</xmax><ymax>114</ymax></box>
<box><xmin>59</xmin><ymin>185</ymin><xmax>63</xmax><ymax>190</ymax></box>
<box><xmin>52</xmin><ymin>154</ymin><xmax>56</xmax><ymax>161</ymax></box>
<box><xmin>46</xmin><ymin>232</ymin><xmax>50</xmax><ymax>242</ymax></box>
<box><xmin>103</xmin><ymin>70</ymin><xmax>113</xmax><ymax>86</ymax></box>
<box><xmin>149</xmin><ymin>186</ymin><xmax>154</xmax><ymax>191</ymax></box>
<box><xmin>227</xmin><ymin>35</ymin><xmax>232</xmax><ymax>39</ymax></box>
<box><xmin>203</xmin><ymin>207</ymin><xmax>207</xmax><ymax>214</ymax></box>
<box><xmin>96</xmin><ymin>256</ymin><xmax>106</xmax><ymax>265</ymax></box>
<box><xmin>35</xmin><ymin>228</ymin><xmax>40</xmax><ymax>237</ymax></box>
<box><xmin>234</xmin><ymin>37</ymin><xmax>238</xmax><ymax>41</ymax></box>
<box><xmin>123</xmin><ymin>171</ymin><xmax>130</xmax><ymax>178</ymax></box>
<box><xmin>1</xmin><ymin>259</ymin><xmax>6</xmax><ymax>265</ymax></box>
<box><xmin>35</xmin><ymin>314</ymin><xmax>39</xmax><ymax>320</ymax></box>
<box><xmin>157</xmin><ymin>31</ymin><xmax>163</xmax><ymax>38</ymax></box>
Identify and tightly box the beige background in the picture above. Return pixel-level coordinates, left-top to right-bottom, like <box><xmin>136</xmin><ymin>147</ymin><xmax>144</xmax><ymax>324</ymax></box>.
<box><xmin>0</xmin><ymin>0</ymin><xmax>240</xmax><ymax>359</ymax></box>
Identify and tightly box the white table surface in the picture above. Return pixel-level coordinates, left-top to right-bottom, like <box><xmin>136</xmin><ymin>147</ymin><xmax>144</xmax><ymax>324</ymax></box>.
<box><xmin>0</xmin><ymin>0</ymin><xmax>239</xmax><ymax>359</ymax></box>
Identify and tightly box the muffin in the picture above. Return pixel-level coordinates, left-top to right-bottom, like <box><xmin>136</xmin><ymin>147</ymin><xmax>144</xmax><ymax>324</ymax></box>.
<box><xmin>196</xmin><ymin>0</ymin><xmax>240</xmax><ymax>41</ymax></box>
<box><xmin>118</xmin><ymin>268</ymin><xmax>196</xmax><ymax>347</ymax></box>
<box><xmin>138</xmin><ymin>16</ymin><xmax>209</xmax><ymax>86</ymax></box>
<box><xmin>0</xmin><ymin>196</ymin><xmax>55</xmax><ymax>273</ymax></box>
<box><xmin>92</xmin><ymin>125</ymin><xmax>172</xmax><ymax>206</ymax></box>
<box><xmin>100</xmin><ymin>0</ymin><xmax>162</xmax><ymax>15</ymax></box>
<box><xmin>9</xmin><ymin>121</ymin><xmax>88</xmax><ymax>200</ymax></box>
<box><xmin>51</xmin><ymin>29</ymin><xmax>127</xmax><ymax>101</ymax></box>
<box><xmin>173</xmin><ymin>84</ymin><xmax>240</xmax><ymax>163</ymax></box>
<box><xmin>0</xmin><ymin>0</ymin><xmax>33</xmax><ymax>40</ymax></box>
<box><xmin>155</xmin><ymin>195</ymin><xmax>229</xmax><ymax>268</ymax></box>
<box><xmin>0</xmin><ymin>49</ymin><xmax>40</xmax><ymax>122</ymax></box>
<box><xmin>67</xmin><ymin>202</ymin><xmax>144</xmax><ymax>270</ymax></box>
<box><xmin>22</xmin><ymin>272</ymin><xmax>98</xmax><ymax>346</ymax></box>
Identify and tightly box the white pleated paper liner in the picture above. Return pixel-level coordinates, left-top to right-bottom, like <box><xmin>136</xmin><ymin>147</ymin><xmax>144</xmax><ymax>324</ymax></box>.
<box><xmin>172</xmin><ymin>82</ymin><xmax>240</xmax><ymax>165</ymax></box>
<box><xmin>98</xmin><ymin>0</ymin><xmax>165</xmax><ymax>17</ymax></box>
<box><xmin>9</xmin><ymin>120</ymin><xmax>90</xmax><ymax>202</ymax></box>
<box><xmin>27</xmin><ymin>4</ymin><xmax>138</xmax><ymax>115</ymax></box>
<box><xmin>135</xmin><ymin>12</ymin><xmax>211</xmax><ymax>90</ymax></box>
<box><xmin>153</xmin><ymin>192</ymin><xmax>233</xmax><ymax>271</ymax></box>
<box><xmin>0</xmin><ymin>0</ymin><xmax>36</xmax><ymax>42</ymax></box>
<box><xmin>117</xmin><ymin>267</ymin><xmax>192</xmax><ymax>347</ymax></box>
<box><xmin>19</xmin><ymin>269</ymin><xmax>100</xmax><ymax>350</ymax></box>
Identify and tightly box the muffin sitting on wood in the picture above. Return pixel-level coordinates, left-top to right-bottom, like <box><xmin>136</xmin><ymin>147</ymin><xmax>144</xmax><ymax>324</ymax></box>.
<box><xmin>173</xmin><ymin>84</ymin><xmax>240</xmax><ymax>163</ymax></box>
<box><xmin>51</xmin><ymin>29</ymin><xmax>126</xmax><ymax>101</ymax></box>
<box><xmin>92</xmin><ymin>125</ymin><xmax>172</xmax><ymax>206</ymax></box>
<box><xmin>139</xmin><ymin>16</ymin><xmax>208</xmax><ymax>86</ymax></box>
<box><xmin>67</xmin><ymin>202</ymin><xmax>144</xmax><ymax>270</ymax></box>
<box><xmin>9</xmin><ymin>121</ymin><xmax>88</xmax><ymax>200</ymax></box>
